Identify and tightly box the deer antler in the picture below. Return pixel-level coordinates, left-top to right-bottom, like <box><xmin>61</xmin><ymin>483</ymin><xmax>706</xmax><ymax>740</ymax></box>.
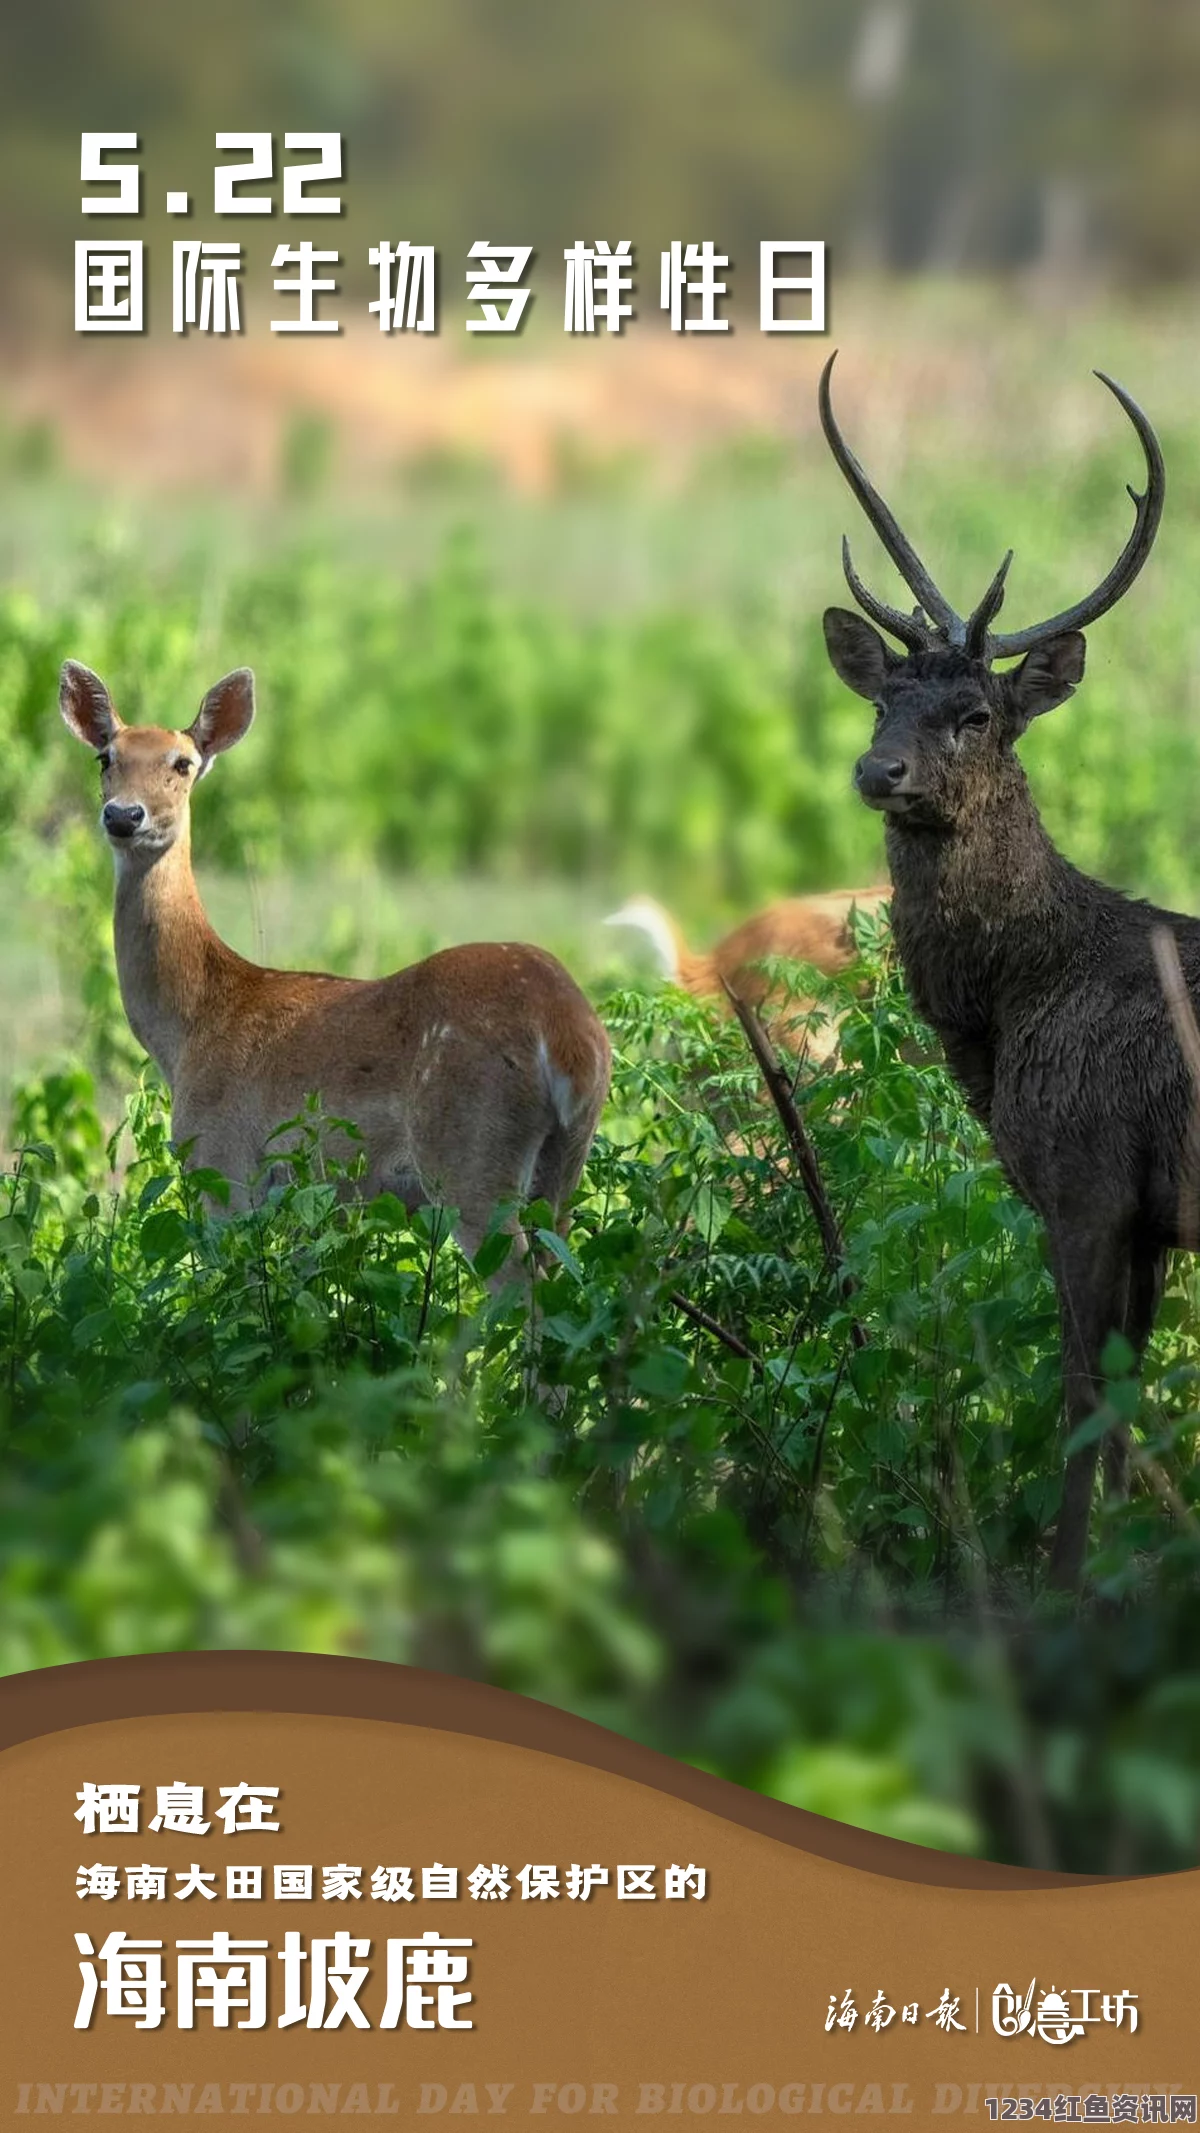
<box><xmin>982</xmin><ymin>373</ymin><xmax>1165</xmax><ymax>661</ymax></box>
<box><xmin>964</xmin><ymin>550</ymin><xmax>1013</xmax><ymax>659</ymax></box>
<box><xmin>838</xmin><ymin>538</ymin><xmax>933</xmax><ymax>655</ymax></box>
<box><xmin>819</xmin><ymin>351</ymin><xmax>965</xmax><ymax>649</ymax></box>
<box><xmin>820</xmin><ymin>358</ymin><xmax>1165</xmax><ymax>667</ymax></box>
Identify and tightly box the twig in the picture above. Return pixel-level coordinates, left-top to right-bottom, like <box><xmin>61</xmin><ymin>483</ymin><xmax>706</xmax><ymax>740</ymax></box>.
<box><xmin>669</xmin><ymin>1289</ymin><xmax>760</xmax><ymax>1367</ymax></box>
<box><xmin>797</xmin><ymin>1345</ymin><xmax>850</xmax><ymax>1571</ymax></box>
<box><xmin>1136</xmin><ymin>928</ymin><xmax>1200</xmax><ymax>1535</ymax></box>
<box><xmin>415</xmin><ymin>1206</ymin><xmax>446</xmax><ymax>1350</ymax></box>
<box><xmin>667</xmin><ymin>1286</ymin><xmax>814</xmax><ymax>1500</ymax></box>
<box><xmin>1129</xmin><ymin>1441</ymin><xmax>1200</xmax><ymax>1541</ymax></box>
<box><xmin>216</xmin><ymin>1455</ymin><xmax>266</xmax><ymax>1576</ymax></box>
<box><xmin>721</xmin><ymin>980</ymin><xmax>867</xmax><ymax>1349</ymax></box>
<box><xmin>1152</xmin><ymin>926</ymin><xmax>1200</xmax><ymax>1249</ymax></box>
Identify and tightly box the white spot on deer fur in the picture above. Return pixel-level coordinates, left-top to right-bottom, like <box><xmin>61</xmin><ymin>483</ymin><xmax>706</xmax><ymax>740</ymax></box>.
<box><xmin>537</xmin><ymin>1034</ymin><xmax>581</xmax><ymax>1129</ymax></box>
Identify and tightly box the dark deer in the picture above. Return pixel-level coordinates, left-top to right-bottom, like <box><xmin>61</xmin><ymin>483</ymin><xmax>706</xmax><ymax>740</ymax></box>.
<box><xmin>818</xmin><ymin>351</ymin><xmax>1179</xmax><ymax>1590</ymax></box>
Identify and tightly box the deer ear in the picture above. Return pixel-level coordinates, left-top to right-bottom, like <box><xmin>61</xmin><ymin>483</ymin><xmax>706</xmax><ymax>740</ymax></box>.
<box><xmin>60</xmin><ymin>662</ymin><xmax>122</xmax><ymax>750</ymax></box>
<box><xmin>1006</xmin><ymin>633</ymin><xmax>1086</xmax><ymax>731</ymax></box>
<box><xmin>823</xmin><ymin>610</ymin><xmax>901</xmax><ymax>700</ymax></box>
<box><xmin>187</xmin><ymin>669</ymin><xmax>255</xmax><ymax>768</ymax></box>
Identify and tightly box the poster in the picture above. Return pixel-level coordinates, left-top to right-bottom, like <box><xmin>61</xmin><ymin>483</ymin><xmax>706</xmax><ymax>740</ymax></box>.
<box><xmin>2</xmin><ymin>3</ymin><xmax>1200</xmax><ymax>2116</ymax></box>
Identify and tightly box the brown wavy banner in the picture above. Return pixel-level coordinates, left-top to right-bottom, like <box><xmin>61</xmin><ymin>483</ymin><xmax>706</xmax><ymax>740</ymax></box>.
<box><xmin>0</xmin><ymin>1654</ymin><xmax>1194</xmax><ymax>2122</ymax></box>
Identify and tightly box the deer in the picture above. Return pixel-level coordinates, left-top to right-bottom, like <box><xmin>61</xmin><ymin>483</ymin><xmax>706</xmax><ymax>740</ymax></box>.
<box><xmin>58</xmin><ymin>662</ymin><xmax>612</xmax><ymax>1267</ymax></box>
<box><xmin>817</xmin><ymin>349</ymin><xmax>1182</xmax><ymax>1591</ymax></box>
<box><xmin>604</xmin><ymin>886</ymin><xmax>890</xmax><ymax>1062</ymax></box>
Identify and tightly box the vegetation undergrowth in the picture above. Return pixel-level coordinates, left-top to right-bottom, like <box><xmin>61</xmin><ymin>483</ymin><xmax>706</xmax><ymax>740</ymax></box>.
<box><xmin>7</xmin><ymin>907</ymin><xmax>1200</xmax><ymax>1875</ymax></box>
<box><xmin>7</xmin><ymin>407</ymin><xmax>1200</xmax><ymax>1875</ymax></box>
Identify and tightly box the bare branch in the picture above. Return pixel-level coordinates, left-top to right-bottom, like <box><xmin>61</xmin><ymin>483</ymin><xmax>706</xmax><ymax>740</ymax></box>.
<box><xmin>670</xmin><ymin>1289</ymin><xmax>759</xmax><ymax>1367</ymax></box>
<box><xmin>721</xmin><ymin>980</ymin><xmax>867</xmax><ymax>1350</ymax></box>
<box><xmin>1151</xmin><ymin>926</ymin><xmax>1200</xmax><ymax>1251</ymax></box>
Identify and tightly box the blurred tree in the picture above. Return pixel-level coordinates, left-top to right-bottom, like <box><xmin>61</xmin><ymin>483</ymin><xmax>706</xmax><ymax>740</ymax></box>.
<box><xmin>1</xmin><ymin>0</ymin><xmax>1195</xmax><ymax>304</ymax></box>
<box><xmin>1113</xmin><ymin>0</ymin><xmax>1200</xmax><ymax>277</ymax></box>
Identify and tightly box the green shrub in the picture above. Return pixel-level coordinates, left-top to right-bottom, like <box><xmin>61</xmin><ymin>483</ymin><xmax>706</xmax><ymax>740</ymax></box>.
<box><xmin>7</xmin><ymin>926</ymin><xmax>1200</xmax><ymax>1873</ymax></box>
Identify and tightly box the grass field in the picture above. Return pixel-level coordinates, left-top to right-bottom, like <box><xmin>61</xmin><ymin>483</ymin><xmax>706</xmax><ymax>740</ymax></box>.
<box><xmin>7</xmin><ymin>288</ymin><xmax>1200</xmax><ymax>1873</ymax></box>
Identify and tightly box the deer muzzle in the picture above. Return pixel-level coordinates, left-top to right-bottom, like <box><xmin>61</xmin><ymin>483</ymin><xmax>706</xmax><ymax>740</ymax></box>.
<box><xmin>101</xmin><ymin>801</ymin><xmax>147</xmax><ymax>841</ymax></box>
<box><xmin>853</xmin><ymin>750</ymin><xmax>914</xmax><ymax>811</ymax></box>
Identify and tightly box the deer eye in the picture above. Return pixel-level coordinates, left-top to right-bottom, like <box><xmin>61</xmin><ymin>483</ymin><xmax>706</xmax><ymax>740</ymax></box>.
<box><xmin>96</xmin><ymin>751</ymin><xmax>111</xmax><ymax>772</ymax></box>
<box><xmin>957</xmin><ymin>709</ymin><xmax>990</xmax><ymax>734</ymax></box>
<box><xmin>174</xmin><ymin>755</ymin><xmax>194</xmax><ymax>776</ymax></box>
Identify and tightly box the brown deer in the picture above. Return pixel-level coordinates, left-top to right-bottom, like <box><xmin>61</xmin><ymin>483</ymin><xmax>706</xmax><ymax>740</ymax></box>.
<box><xmin>819</xmin><ymin>350</ymin><xmax>1177</xmax><ymax>1590</ymax></box>
<box><xmin>605</xmin><ymin>888</ymin><xmax>890</xmax><ymax>1060</ymax></box>
<box><xmin>59</xmin><ymin>662</ymin><xmax>611</xmax><ymax>1259</ymax></box>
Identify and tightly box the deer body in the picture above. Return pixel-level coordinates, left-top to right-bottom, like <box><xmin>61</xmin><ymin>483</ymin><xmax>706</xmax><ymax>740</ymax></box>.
<box><xmin>885</xmin><ymin>768</ymin><xmax>1196</xmax><ymax>1239</ymax></box>
<box><xmin>819</xmin><ymin>354</ymin><xmax>1175</xmax><ymax>1588</ymax></box>
<box><xmin>63</xmin><ymin>665</ymin><xmax>610</xmax><ymax>1251</ymax></box>
<box><xmin>606</xmin><ymin>887</ymin><xmax>889</xmax><ymax>1058</ymax></box>
<box><xmin>883</xmin><ymin>774</ymin><xmax>1200</xmax><ymax>1585</ymax></box>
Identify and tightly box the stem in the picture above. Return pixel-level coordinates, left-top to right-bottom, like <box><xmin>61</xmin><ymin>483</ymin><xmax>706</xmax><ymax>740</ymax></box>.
<box><xmin>721</xmin><ymin>982</ymin><xmax>866</xmax><ymax>1349</ymax></box>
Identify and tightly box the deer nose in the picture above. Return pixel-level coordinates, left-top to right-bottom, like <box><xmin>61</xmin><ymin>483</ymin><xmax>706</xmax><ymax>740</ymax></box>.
<box><xmin>854</xmin><ymin>752</ymin><xmax>910</xmax><ymax>801</ymax></box>
<box><xmin>102</xmin><ymin>801</ymin><xmax>146</xmax><ymax>839</ymax></box>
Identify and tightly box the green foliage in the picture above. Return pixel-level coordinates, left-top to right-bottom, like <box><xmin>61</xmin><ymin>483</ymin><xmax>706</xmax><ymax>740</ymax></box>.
<box><xmin>7</xmin><ymin>460</ymin><xmax>1200</xmax><ymax>930</ymax></box>
<box><xmin>8</xmin><ymin>921</ymin><xmax>1200</xmax><ymax>1875</ymax></box>
<box><xmin>7</xmin><ymin>409</ymin><xmax>1200</xmax><ymax>1874</ymax></box>
<box><xmin>0</xmin><ymin>536</ymin><xmax>855</xmax><ymax>901</ymax></box>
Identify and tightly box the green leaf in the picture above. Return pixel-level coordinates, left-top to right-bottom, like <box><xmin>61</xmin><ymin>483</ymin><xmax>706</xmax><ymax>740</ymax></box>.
<box><xmin>630</xmin><ymin>1347</ymin><xmax>690</xmax><ymax>1398</ymax></box>
<box><xmin>535</xmin><ymin>1229</ymin><xmax>583</xmax><ymax>1282</ymax></box>
<box><xmin>140</xmin><ymin>1209</ymin><xmax>192</xmax><ymax>1264</ymax></box>
<box><xmin>186</xmin><ymin>1168</ymin><xmax>232</xmax><ymax>1206</ymax></box>
<box><xmin>1063</xmin><ymin>1408</ymin><xmax>1114</xmax><ymax>1456</ymax></box>
<box><xmin>1100</xmin><ymin>1330</ymin><xmax>1136</xmax><ymax>1378</ymax></box>
<box><xmin>473</xmin><ymin>1230</ymin><xmax>515</xmax><ymax>1281</ymax></box>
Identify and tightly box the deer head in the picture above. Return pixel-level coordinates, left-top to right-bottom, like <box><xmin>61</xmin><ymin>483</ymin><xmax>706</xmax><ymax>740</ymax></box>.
<box><xmin>60</xmin><ymin>663</ymin><xmax>255</xmax><ymax>860</ymax></box>
<box><xmin>818</xmin><ymin>354</ymin><xmax>1165</xmax><ymax>832</ymax></box>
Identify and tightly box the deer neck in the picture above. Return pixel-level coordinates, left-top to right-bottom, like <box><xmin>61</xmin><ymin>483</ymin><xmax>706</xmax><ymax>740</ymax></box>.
<box><xmin>884</xmin><ymin>761</ymin><xmax>1076</xmax><ymax>1043</ymax></box>
<box><xmin>111</xmin><ymin>830</ymin><xmax>233</xmax><ymax>1086</ymax></box>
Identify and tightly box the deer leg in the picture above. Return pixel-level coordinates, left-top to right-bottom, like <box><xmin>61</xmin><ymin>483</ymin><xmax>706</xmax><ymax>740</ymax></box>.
<box><xmin>1124</xmin><ymin>1243</ymin><xmax>1166</xmax><ymax>1357</ymax></box>
<box><xmin>454</xmin><ymin>1113</ymin><xmax>586</xmax><ymax>1295</ymax></box>
<box><xmin>1103</xmin><ymin>1246</ymin><xmax>1166</xmax><ymax>1497</ymax></box>
<box><xmin>1101</xmin><ymin>1423</ymin><xmax>1130</xmax><ymax>1503</ymax></box>
<box><xmin>1047</xmin><ymin>1225</ymin><xmax>1132</xmax><ymax>1592</ymax></box>
<box><xmin>175</xmin><ymin>1117</ymin><xmax>252</xmax><ymax>1216</ymax></box>
<box><xmin>531</xmin><ymin>1109</ymin><xmax>602</xmax><ymax>1236</ymax></box>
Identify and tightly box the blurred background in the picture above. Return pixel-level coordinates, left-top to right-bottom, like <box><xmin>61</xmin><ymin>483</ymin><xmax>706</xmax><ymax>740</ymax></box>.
<box><xmin>6</xmin><ymin>0</ymin><xmax>1200</xmax><ymax>296</ymax></box>
<box><xmin>5</xmin><ymin>0</ymin><xmax>1200</xmax><ymax>1874</ymax></box>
